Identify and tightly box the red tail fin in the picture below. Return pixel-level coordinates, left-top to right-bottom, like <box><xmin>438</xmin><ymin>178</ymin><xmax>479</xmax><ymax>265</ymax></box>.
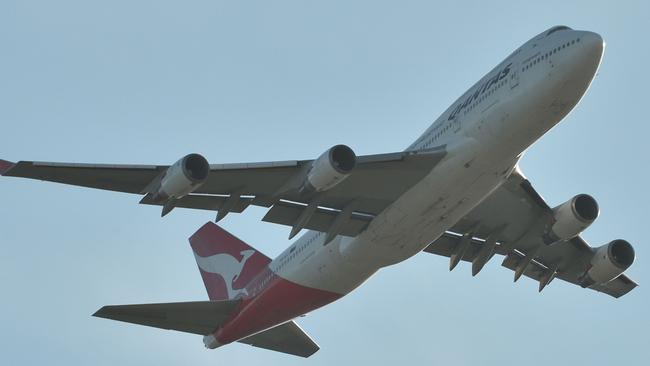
<box><xmin>189</xmin><ymin>222</ymin><xmax>271</xmax><ymax>301</ymax></box>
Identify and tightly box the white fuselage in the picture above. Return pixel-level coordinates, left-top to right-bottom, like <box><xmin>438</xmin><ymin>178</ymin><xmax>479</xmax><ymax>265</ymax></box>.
<box><xmin>268</xmin><ymin>28</ymin><xmax>605</xmax><ymax>297</ymax></box>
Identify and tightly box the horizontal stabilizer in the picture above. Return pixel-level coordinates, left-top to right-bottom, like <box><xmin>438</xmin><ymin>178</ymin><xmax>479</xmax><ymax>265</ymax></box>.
<box><xmin>238</xmin><ymin>321</ymin><xmax>319</xmax><ymax>358</ymax></box>
<box><xmin>93</xmin><ymin>300</ymin><xmax>240</xmax><ymax>335</ymax></box>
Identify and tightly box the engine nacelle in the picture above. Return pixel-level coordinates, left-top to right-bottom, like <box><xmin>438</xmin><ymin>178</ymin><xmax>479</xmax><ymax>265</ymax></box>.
<box><xmin>156</xmin><ymin>153</ymin><xmax>209</xmax><ymax>200</ymax></box>
<box><xmin>583</xmin><ymin>239</ymin><xmax>635</xmax><ymax>286</ymax></box>
<box><xmin>548</xmin><ymin>194</ymin><xmax>599</xmax><ymax>242</ymax></box>
<box><xmin>303</xmin><ymin>145</ymin><xmax>356</xmax><ymax>192</ymax></box>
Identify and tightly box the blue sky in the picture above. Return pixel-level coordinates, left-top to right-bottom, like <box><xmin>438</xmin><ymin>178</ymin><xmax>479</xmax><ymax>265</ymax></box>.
<box><xmin>1</xmin><ymin>1</ymin><xmax>648</xmax><ymax>365</ymax></box>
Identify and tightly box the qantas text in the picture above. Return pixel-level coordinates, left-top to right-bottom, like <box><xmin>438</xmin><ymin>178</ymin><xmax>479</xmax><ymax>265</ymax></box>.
<box><xmin>448</xmin><ymin>63</ymin><xmax>512</xmax><ymax>121</ymax></box>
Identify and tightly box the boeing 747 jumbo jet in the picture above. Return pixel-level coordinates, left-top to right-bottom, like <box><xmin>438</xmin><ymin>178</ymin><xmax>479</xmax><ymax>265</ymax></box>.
<box><xmin>0</xmin><ymin>26</ymin><xmax>638</xmax><ymax>357</ymax></box>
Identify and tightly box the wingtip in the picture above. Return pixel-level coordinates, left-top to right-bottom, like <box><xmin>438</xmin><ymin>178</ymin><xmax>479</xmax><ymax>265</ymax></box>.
<box><xmin>92</xmin><ymin>305</ymin><xmax>116</xmax><ymax>319</ymax></box>
<box><xmin>0</xmin><ymin>159</ymin><xmax>15</xmax><ymax>175</ymax></box>
<box><xmin>92</xmin><ymin>307</ymin><xmax>106</xmax><ymax>318</ymax></box>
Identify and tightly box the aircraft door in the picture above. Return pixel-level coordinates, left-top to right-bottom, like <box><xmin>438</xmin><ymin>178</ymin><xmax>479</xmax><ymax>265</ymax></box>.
<box><xmin>453</xmin><ymin>115</ymin><xmax>461</xmax><ymax>133</ymax></box>
<box><xmin>509</xmin><ymin>62</ymin><xmax>520</xmax><ymax>89</ymax></box>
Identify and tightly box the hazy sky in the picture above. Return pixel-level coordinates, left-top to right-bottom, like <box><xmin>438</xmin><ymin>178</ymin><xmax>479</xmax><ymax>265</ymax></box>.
<box><xmin>1</xmin><ymin>1</ymin><xmax>648</xmax><ymax>365</ymax></box>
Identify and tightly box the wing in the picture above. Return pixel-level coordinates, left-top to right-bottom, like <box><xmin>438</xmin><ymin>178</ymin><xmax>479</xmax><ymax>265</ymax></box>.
<box><xmin>423</xmin><ymin>167</ymin><xmax>638</xmax><ymax>298</ymax></box>
<box><xmin>0</xmin><ymin>147</ymin><xmax>446</xmax><ymax>239</ymax></box>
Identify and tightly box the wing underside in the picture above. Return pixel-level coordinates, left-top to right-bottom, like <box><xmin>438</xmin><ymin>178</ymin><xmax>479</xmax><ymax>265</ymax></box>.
<box><xmin>425</xmin><ymin>232</ymin><xmax>636</xmax><ymax>298</ymax></box>
<box><xmin>1</xmin><ymin>148</ymin><xmax>446</xmax><ymax>239</ymax></box>
<box><xmin>424</xmin><ymin>168</ymin><xmax>637</xmax><ymax>297</ymax></box>
<box><xmin>2</xmin><ymin>155</ymin><xmax>637</xmax><ymax>297</ymax></box>
<box><xmin>422</xmin><ymin>167</ymin><xmax>637</xmax><ymax>298</ymax></box>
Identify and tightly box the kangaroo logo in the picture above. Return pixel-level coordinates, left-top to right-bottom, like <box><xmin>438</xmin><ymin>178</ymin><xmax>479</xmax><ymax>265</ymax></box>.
<box><xmin>194</xmin><ymin>249</ymin><xmax>255</xmax><ymax>299</ymax></box>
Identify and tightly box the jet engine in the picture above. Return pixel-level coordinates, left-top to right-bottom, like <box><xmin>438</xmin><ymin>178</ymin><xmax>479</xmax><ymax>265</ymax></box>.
<box><xmin>547</xmin><ymin>194</ymin><xmax>599</xmax><ymax>242</ymax></box>
<box><xmin>302</xmin><ymin>145</ymin><xmax>356</xmax><ymax>192</ymax></box>
<box><xmin>155</xmin><ymin>153</ymin><xmax>210</xmax><ymax>200</ymax></box>
<box><xmin>583</xmin><ymin>239</ymin><xmax>635</xmax><ymax>286</ymax></box>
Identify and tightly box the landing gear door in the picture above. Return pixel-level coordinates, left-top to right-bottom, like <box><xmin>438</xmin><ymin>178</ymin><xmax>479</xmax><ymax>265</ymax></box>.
<box><xmin>509</xmin><ymin>62</ymin><xmax>520</xmax><ymax>89</ymax></box>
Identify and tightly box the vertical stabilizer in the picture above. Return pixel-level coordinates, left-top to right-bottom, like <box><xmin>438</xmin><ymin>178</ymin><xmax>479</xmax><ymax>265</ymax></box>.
<box><xmin>189</xmin><ymin>222</ymin><xmax>271</xmax><ymax>300</ymax></box>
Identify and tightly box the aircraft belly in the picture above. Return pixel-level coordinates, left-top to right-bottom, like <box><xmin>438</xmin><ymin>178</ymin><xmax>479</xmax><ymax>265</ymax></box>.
<box><xmin>355</xmin><ymin>56</ymin><xmax>597</xmax><ymax>267</ymax></box>
<box><xmin>279</xmin><ymin>236</ymin><xmax>379</xmax><ymax>294</ymax></box>
<box><xmin>341</xmin><ymin>138</ymin><xmax>520</xmax><ymax>267</ymax></box>
<box><xmin>209</xmin><ymin>145</ymin><xmax>520</xmax><ymax>344</ymax></box>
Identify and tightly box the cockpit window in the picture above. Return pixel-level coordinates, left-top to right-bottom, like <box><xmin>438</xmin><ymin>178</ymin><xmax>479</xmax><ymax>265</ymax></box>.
<box><xmin>546</xmin><ymin>26</ymin><xmax>572</xmax><ymax>36</ymax></box>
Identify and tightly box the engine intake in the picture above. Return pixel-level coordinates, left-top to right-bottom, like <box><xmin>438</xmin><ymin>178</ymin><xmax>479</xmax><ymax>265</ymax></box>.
<box><xmin>156</xmin><ymin>153</ymin><xmax>209</xmax><ymax>200</ymax></box>
<box><xmin>548</xmin><ymin>194</ymin><xmax>599</xmax><ymax>242</ymax></box>
<box><xmin>182</xmin><ymin>153</ymin><xmax>210</xmax><ymax>182</ymax></box>
<box><xmin>583</xmin><ymin>239</ymin><xmax>635</xmax><ymax>286</ymax></box>
<box><xmin>303</xmin><ymin>145</ymin><xmax>356</xmax><ymax>192</ymax></box>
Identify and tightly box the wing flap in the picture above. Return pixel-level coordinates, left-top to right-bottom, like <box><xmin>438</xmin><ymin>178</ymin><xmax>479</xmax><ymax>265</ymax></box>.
<box><xmin>139</xmin><ymin>193</ymin><xmax>252</xmax><ymax>213</ymax></box>
<box><xmin>426</xmin><ymin>231</ymin><xmax>637</xmax><ymax>298</ymax></box>
<box><xmin>423</xmin><ymin>232</ymin><xmax>485</xmax><ymax>263</ymax></box>
<box><xmin>238</xmin><ymin>321</ymin><xmax>319</xmax><ymax>358</ymax></box>
<box><xmin>262</xmin><ymin>200</ymin><xmax>372</xmax><ymax>237</ymax></box>
<box><xmin>501</xmin><ymin>250</ymin><xmax>548</xmax><ymax>282</ymax></box>
<box><xmin>93</xmin><ymin>300</ymin><xmax>240</xmax><ymax>335</ymax></box>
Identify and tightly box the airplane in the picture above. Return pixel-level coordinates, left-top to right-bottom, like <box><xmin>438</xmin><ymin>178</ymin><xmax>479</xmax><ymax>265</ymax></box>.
<box><xmin>0</xmin><ymin>26</ymin><xmax>638</xmax><ymax>357</ymax></box>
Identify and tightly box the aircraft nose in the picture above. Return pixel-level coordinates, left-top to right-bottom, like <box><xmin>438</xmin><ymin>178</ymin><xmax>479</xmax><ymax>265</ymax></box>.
<box><xmin>568</xmin><ymin>31</ymin><xmax>605</xmax><ymax>75</ymax></box>
<box><xmin>581</xmin><ymin>31</ymin><xmax>605</xmax><ymax>55</ymax></box>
